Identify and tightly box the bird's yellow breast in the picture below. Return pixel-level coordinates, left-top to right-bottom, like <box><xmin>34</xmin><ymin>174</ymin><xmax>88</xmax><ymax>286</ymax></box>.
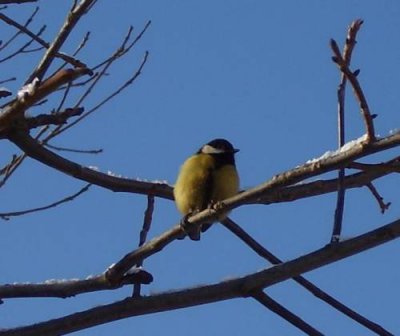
<box><xmin>174</xmin><ymin>154</ymin><xmax>214</xmax><ymax>215</ymax></box>
<box><xmin>211</xmin><ymin>165</ymin><xmax>239</xmax><ymax>201</ymax></box>
<box><xmin>174</xmin><ymin>154</ymin><xmax>239</xmax><ymax>216</ymax></box>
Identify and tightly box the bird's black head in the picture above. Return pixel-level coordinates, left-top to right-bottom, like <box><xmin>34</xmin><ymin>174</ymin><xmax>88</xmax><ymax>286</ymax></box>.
<box><xmin>198</xmin><ymin>138</ymin><xmax>239</xmax><ymax>165</ymax></box>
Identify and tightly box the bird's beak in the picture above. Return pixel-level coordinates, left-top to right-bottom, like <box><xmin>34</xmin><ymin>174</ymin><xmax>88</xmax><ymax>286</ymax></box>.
<box><xmin>233</xmin><ymin>148</ymin><xmax>240</xmax><ymax>153</ymax></box>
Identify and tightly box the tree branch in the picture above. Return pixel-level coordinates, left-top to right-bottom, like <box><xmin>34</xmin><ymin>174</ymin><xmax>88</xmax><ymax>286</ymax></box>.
<box><xmin>0</xmin><ymin>67</ymin><xmax>92</xmax><ymax>137</ymax></box>
<box><xmin>0</xmin><ymin>183</ymin><xmax>91</xmax><ymax>220</ymax></box>
<box><xmin>24</xmin><ymin>107</ymin><xmax>84</xmax><ymax>129</ymax></box>
<box><xmin>252</xmin><ymin>290</ymin><xmax>323</xmax><ymax>336</ymax></box>
<box><xmin>0</xmin><ymin>13</ymin><xmax>86</xmax><ymax>68</ymax></box>
<box><xmin>330</xmin><ymin>24</ymin><xmax>376</xmax><ymax>142</ymax></box>
<box><xmin>0</xmin><ymin>7</ymin><xmax>39</xmax><ymax>52</ymax></box>
<box><xmin>0</xmin><ymin>25</ymin><xmax>46</xmax><ymax>64</ymax></box>
<box><xmin>7</xmin><ymin>132</ymin><xmax>173</xmax><ymax>198</ymax></box>
<box><xmin>366</xmin><ymin>183</ymin><xmax>391</xmax><ymax>214</ymax></box>
<box><xmin>52</xmin><ymin>50</ymin><xmax>149</xmax><ymax>137</ymax></box>
<box><xmin>45</xmin><ymin>143</ymin><xmax>103</xmax><ymax>154</ymax></box>
<box><xmin>133</xmin><ymin>195</ymin><xmax>155</xmax><ymax>297</ymax></box>
<box><xmin>0</xmin><ymin>0</ymin><xmax>37</xmax><ymax>4</ymax></box>
<box><xmin>26</xmin><ymin>0</ymin><xmax>96</xmax><ymax>83</ymax></box>
<box><xmin>6</xmin><ymin>131</ymin><xmax>400</xmax><ymax>283</ymax></box>
<box><xmin>105</xmin><ymin>133</ymin><xmax>400</xmax><ymax>280</ymax></box>
<box><xmin>2</xmin><ymin>216</ymin><xmax>399</xmax><ymax>335</ymax></box>
<box><xmin>221</xmin><ymin>218</ymin><xmax>393</xmax><ymax>335</ymax></box>
<box><xmin>0</xmin><ymin>269</ymin><xmax>153</xmax><ymax>299</ymax></box>
<box><xmin>331</xmin><ymin>20</ymin><xmax>362</xmax><ymax>242</ymax></box>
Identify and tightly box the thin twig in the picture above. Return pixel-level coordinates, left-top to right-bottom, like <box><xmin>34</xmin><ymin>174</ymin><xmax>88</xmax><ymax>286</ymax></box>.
<box><xmin>92</xmin><ymin>21</ymin><xmax>151</xmax><ymax>71</ymax></box>
<box><xmin>45</xmin><ymin>26</ymin><xmax>140</xmax><ymax>139</ymax></box>
<box><xmin>26</xmin><ymin>0</ymin><xmax>96</xmax><ymax>83</ymax></box>
<box><xmin>0</xmin><ymin>0</ymin><xmax>37</xmax><ymax>4</ymax></box>
<box><xmin>48</xmin><ymin>31</ymin><xmax>92</xmax><ymax>90</ymax></box>
<box><xmin>252</xmin><ymin>290</ymin><xmax>323</xmax><ymax>336</ymax></box>
<box><xmin>347</xmin><ymin>158</ymin><xmax>400</xmax><ymax>171</ymax></box>
<box><xmin>0</xmin><ymin>126</ymin><xmax>64</xmax><ymax>188</ymax></box>
<box><xmin>74</xmin><ymin>31</ymin><xmax>90</xmax><ymax>56</ymax></box>
<box><xmin>21</xmin><ymin>45</ymin><xmax>44</xmax><ymax>53</ymax></box>
<box><xmin>0</xmin><ymin>184</ymin><xmax>91</xmax><ymax>220</ymax></box>
<box><xmin>331</xmin><ymin>19</ymin><xmax>363</xmax><ymax>242</ymax></box>
<box><xmin>61</xmin><ymin>72</ymin><xmax>97</xmax><ymax>89</ymax></box>
<box><xmin>0</xmin><ymin>77</ymin><xmax>16</xmax><ymax>85</ymax></box>
<box><xmin>0</xmin><ymin>88</ymin><xmax>12</xmax><ymax>98</ymax></box>
<box><xmin>0</xmin><ymin>25</ymin><xmax>46</xmax><ymax>63</ymax></box>
<box><xmin>133</xmin><ymin>195</ymin><xmax>155</xmax><ymax>297</ymax></box>
<box><xmin>330</xmin><ymin>22</ymin><xmax>376</xmax><ymax>142</ymax></box>
<box><xmin>49</xmin><ymin>32</ymin><xmax>90</xmax><ymax>73</ymax></box>
<box><xmin>53</xmin><ymin>51</ymin><xmax>149</xmax><ymax>137</ymax></box>
<box><xmin>366</xmin><ymin>183</ymin><xmax>391</xmax><ymax>214</ymax></box>
<box><xmin>221</xmin><ymin>218</ymin><xmax>393</xmax><ymax>335</ymax></box>
<box><xmin>0</xmin><ymin>154</ymin><xmax>17</xmax><ymax>175</ymax></box>
<box><xmin>0</xmin><ymin>6</ymin><xmax>39</xmax><ymax>52</ymax></box>
<box><xmin>24</xmin><ymin>107</ymin><xmax>84</xmax><ymax>129</ymax></box>
<box><xmin>0</xmin><ymin>153</ymin><xmax>25</xmax><ymax>187</ymax></box>
<box><xmin>45</xmin><ymin>143</ymin><xmax>103</xmax><ymax>154</ymax></box>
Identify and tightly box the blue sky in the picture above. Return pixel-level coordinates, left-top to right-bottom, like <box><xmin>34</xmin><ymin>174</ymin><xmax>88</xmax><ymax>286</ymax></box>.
<box><xmin>1</xmin><ymin>1</ymin><xmax>400</xmax><ymax>335</ymax></box>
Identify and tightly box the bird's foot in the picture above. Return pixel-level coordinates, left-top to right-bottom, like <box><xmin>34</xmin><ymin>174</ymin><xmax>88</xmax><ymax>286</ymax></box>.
<box><xmin>211</xmin><ymin>201</ymin><xmax>226</xmax><ymax>212</ymax></box>
<box><xmin>200</xmin><ymin>201</ymin><xmax>224</xmax><ymax>232</ymax></box>
<box><xmin>178</xmin><ymin>211</ymin><xmax>201</xmax><ymax>241</ymax></box>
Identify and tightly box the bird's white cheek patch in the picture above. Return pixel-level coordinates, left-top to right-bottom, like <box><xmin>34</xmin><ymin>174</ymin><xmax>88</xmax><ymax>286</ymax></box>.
<box><xmin>201</xmin><ymin>145</ymin><xmax>225</xmax><ymax>154</ymax></box>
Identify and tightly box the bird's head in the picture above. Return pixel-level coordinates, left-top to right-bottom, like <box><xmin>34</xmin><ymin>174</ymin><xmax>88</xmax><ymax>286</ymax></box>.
<box><xmin>198</xmin><ymin>138</ymin><xmax>239</xmax><ymax>155</ymax></box>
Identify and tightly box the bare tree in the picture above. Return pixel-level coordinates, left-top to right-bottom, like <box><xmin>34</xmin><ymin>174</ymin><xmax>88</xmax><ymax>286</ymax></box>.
<box><xmin>0</xmin><ymin>2</ymin><xmax>398</xmax><ymax>335</ymax></box>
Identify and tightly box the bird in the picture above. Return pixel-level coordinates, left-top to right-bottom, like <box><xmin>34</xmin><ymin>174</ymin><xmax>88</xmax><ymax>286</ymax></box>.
<box><xmin>174</xmin><ymin>138</ymin><xmax>240</xmax><ymax>240</ymax></box>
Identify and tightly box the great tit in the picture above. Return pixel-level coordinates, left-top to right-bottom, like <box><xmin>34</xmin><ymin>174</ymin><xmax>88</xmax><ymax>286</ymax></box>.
<box><xmin>174</xmin><ymin>138</ymin><xmax>240</xmax><ymax>240</ymax></box>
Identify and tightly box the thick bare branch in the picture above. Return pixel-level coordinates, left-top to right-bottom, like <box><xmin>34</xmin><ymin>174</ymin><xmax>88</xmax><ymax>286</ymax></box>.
<box><xmin>257</xmin><ymin>156</ymin><xmax>400</xmax><ymax>205</ymax></box>
<box><xmin>0</xmin><ymin>269</ymin><xmax>153</xmax><ymax>299</ymax></box>
<box><xmin>2</xmin><ymin>216</ymin><xmax>399</xmax><ymax>335</ymax></box>
<box><xmin>0</xmin><ymin>67</ymin><xmax>91</xmax><ymax>137</ymax></box>
<box><xmin>7</xmin><ymin>129</ymin><xmax>400</xmax><ymax>205</ymax></box>
<box><xmin>7</xmin><ymin>132</ymin><xmax>173</xmax><ymax>198</ymax></box>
